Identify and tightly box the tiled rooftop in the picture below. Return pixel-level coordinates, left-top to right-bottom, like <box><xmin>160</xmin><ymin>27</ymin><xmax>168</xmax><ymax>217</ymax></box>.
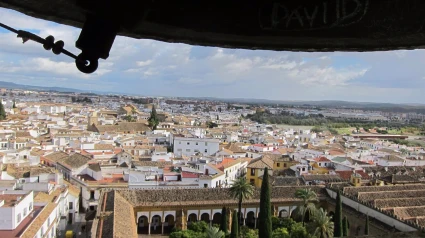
<box><xmin>21</xmin><ymin>203</ymin><xmax>57</xmax><ymax>238</ymax></box>
<box><xmin>117</xmin><ymin>186</ymin><xmax>325</xmax><ymax>207</ymax></box>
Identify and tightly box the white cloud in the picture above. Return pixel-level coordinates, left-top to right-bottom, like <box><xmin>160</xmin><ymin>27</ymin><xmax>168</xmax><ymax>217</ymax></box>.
<box><xmin>136</xmin><ymin>60</ymin><xmax>153</xmax><ymax>67</ymax></box>
<box><xmin>143</xmin><ymin>68</ymin><xmax>158</xmax><ymax>77</ymax></box>
<box><xmin>295</xmin><ymin>67</ymin><xmax>369</xmax><ymax>86</ymax></box>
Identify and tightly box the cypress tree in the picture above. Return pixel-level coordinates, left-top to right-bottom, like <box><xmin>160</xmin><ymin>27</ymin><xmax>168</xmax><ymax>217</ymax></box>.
<box><xmin>0</xmin><ymin>100</ymin><xmax>6</xmax><ymax>120</ymax></box>
<box><xmin>220</xmin><ymin>207</ymin><xmax>228</xmax><ymax>234</ymax></box>
<box><xmin>259</xmin><ymin>167</ymin><xmax>272</xmax><ymax>238</ymax></box>
<box><xmin>334</xmin><ymin>191</ymin><xmax>343</xmax><ymax>237</ymax></box>
<box><xmin>230</xmin><ymin>209</ymin><xmax>238</xmax><ymax>238</ymax></box>
<box><xmin>148</xmin><ymin>105</ymin><xmax>159</xmax><ymax>130</ymax></box>
<box><xmin>12</xmin><ymin>101</ymin><xmax>16</xmax><ymax>109</ymax></box>
<box><xmin>342</xmin><ymin>216</ymin><xmax>349</xmax><ymax>237</ymax></box>
<box><xmin>365</xmin><ymin>215</ymin><xmax>369</xmax><ymax>235</ymax></box>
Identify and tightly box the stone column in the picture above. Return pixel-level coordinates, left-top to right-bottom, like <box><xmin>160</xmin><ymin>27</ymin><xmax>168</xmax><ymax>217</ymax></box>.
<box><xmin>148</xmin><ymin>223</ymin><xmax>151</xmax><ymax>235</ymax></box>
<box><xmin>254</xmin><ymin>217</ymin><xmax>257</xmax><ymax>229</ymax></box>
<box><xmin>227</xmin><ymin>208</ymin><xmax>232</xmax><ymax>231</ymax></box>
<box><xmin>162</xmin><ymin>222</ymin><xmax>164</xmax><ymax>234</ymax></box>
<box><xmin>176</xmin><ymin>209</ymin><xmax>187</xmax><ymax>230</ymax></box>
<box><xmin>273</xmin><ymin>205</ymin><xmax>278</xmax><ymax>217</ymax></box>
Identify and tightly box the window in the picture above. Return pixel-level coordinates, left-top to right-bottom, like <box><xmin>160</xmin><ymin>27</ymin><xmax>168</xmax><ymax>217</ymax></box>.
<box><xmin>251</xmin><ymin>168</ymin><xmax>255</xmax><ymax>176</ymax></box>
<box><xmin>186</xmin><ymin>149</ymin><xmax>191</xmax><ymax>152</ymax></box>
<box><xmin>177</xmin><ymin>149</ymin><xmax>182</xmax><ymax>152</ymax></box>
<box><xmin>69</xmin><ymin>202</ymin><xmax>73</xmax><ymax>210</ymax></box>
<box><xmin>23</xmin><ymin>208</ymin><xmax>27</xmax><ymax>217</ymax></box>
<box><xmin>90</xmin><ymin>191</ymin><xmax>95</xmax><ymax>200</ymax></box>
<box><xmin>204</xmin><ymin>149</ymin><xmax>208</xmax><ymax>153</ymax></box>
<box><xmin>250</xmin><ymin>179</ymin><xmax>255</xmax><ymax>185</ymax></box>
<box><xmin>319</xmin><ymin>163</ymin><xmax>321</xmax><ymax>166</ymax></box>
<box><xmin>187</xmin><ymin>142</ymin><xmax>190</xmax><ymax>145</ymax></box>
<box><xmin>29</xmin><ymin>202</ymin><xmax>33</xmax><ymax>211</ymax></box>
<box><xmin>277</xmin><ymin>163</ymin><xmax>280</xmax><ymax>167</ymax></box>
<box><xmin>48</xmin><ymin>217</ymin><xmax>51</xmax><ymax>226</ymax></box>
<box><xmin>204</xmin><ymin>184</ymin><xmax>208</xmax><ymax>188</ymax></box>
<box><xmin>196</xmin><ymin>142</ymin><xmax>198</xmax><ymax>145</ymax></box>
<box><xmin>17</xmin><ymin>213</ymin><xmax>21</xmax><ymax>223</ymax></box>
<box><xmin>41</xmin><ymin>226</ymin><xmax>44</xmax><ymax>236</ymax></box>
<box><xmin>205</xmin><ymin>142</ymin><xmax>208</xmax><ymax>146</ymax></box>
<box><xmin>284</xmin><ymin>163</ymin><xmax>287</xmax><ymax>168</ymax></box>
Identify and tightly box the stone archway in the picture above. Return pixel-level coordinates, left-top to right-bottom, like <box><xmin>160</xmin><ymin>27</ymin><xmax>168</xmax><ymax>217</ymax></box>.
<box><xmin>164</xmin><ymin>214</ymin><xmax>175</xmax><ymax>234</ymax></box>
<box><xmin>279</xmin><ymin>209</ymin><xmax>289</xmax><ymax>218</ymax></box>
<box><xmin>151</xmin><ymin>215</ymin><xmax>162</xmax><ymax>234</ymax></box>
<box><xmin>212</xmin><ymin>213</ymin><xmax>222</xmax><ymax>225</ymax></box>
<box><xmin>137</xmin><ymin>216</ymin><xmax>149</xmax><ymax>234</ymax></box>
<box><xmin>188</xmin><ymin>213</ymin><xmax>197</xmax><ymax>225</ymax></box>
<box><xmin>245</xmin><ymin>211</ymin><xmax>255</xmax><ymax>228</ymax></box>
<box><xmin>200</xmin><ymin>213</ymin><xmax>210</xmax><ymax>223</ymax></box>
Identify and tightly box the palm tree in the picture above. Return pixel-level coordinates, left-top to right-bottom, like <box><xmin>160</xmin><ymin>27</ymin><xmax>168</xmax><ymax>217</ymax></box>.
<box><xmin>229</xmin><ymin>177</ymin><xmax>255</xmax><ymax>225</ymax></box>
<box><xmin>206</xmin><ymin>226</ymin><xmax>225</xmax><ymax>238</ymax></box>
<box><xmin>312</xmin><ymin>208</ymin><xmax>334</xmax><ymax>238</ymax></box>
<box><xmin>294</xmin><ymin>188</ymin><xmax>318</xmax><ymax>226</ymax></box>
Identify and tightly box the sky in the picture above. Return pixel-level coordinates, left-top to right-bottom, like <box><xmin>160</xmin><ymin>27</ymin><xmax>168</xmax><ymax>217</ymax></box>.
<box><xmin>0</xmin><ymin>8</ymin><xmax>424</xmax><ymax>104</ymax></box>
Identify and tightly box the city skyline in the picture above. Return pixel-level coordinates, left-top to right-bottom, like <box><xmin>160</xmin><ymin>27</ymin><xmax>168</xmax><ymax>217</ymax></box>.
<box><xmin>1</xmin><ymin>8</ymin><xmax>425</xmax><ymax>104</ymax></box>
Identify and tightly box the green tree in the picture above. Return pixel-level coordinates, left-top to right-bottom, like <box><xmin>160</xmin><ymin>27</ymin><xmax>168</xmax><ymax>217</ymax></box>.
<box><xmin>0</xmin><ymin>100</ymin><xmax>7</xmax><ymax>120</ymax></box>
<box><xmin>169</xmin><ymin>229</ymin><xmax>205</xmax><ymax>238</ymax></box>
<box><xmin>230</xmin><ymin>210</ymin><xmax>239</xmax><ymax>238</ymax></box>
<box><xmin>311</xmin><ymin>208</ymin><xmax>334</xmax><ymax>238</ymax></box>
<box><xmin>342</xmin><ymin>216</ymin><xmax>349</xmax><ymax>237</ymax></box>
<box><xmin>364</xmin><ymin>215</ymin><xmax>369</xmax><ymax>235</ymax></box>
<box><xmin>294</xmin><ymin>188</ymin><xmax>318</xmax><ymax>226</ymax></box>
<box><xmin>206</xmin><ymin>121</ymin><xmax>218</xmax><ymax>128</ymax></box>
<box><xmin>220</xmin><ymin>207</ymin><xmax>228</xmax><ymax>234</ymax></box>
<box><xmin>229</xmin><ymin>177</ymin><xmax>254</xmax><ymax>225</ymax></box>
<box><xmin>206</xmin><ymin>226</ymin><xmax>225</xmax><ymax>238</ymax></box>
<box><xmin>274</xmin><ymin>218</ymin><xmax>296</xmax><ymax>232</ymax></box>
<box><xmin>272</xmin><ymin>228</ymin><xmax>290</xmax><ymax>238</ymax></box>
<box><xmin>239</xmin><ymin>226</ymin><xmax>258</xmax><ymax>238</ymax></box>
<box><xmin>123</xmin><ymin>115</ymin><xmax>135</xmax><ymax>122</ymax></box>
<box><xmin>334</xmin><ymin>191</ymin><xmax>343</xmax><ymax>237</ymax></box>
<box><xmin>12</xmin><ymin>100</ymin><xmax>16</xmax><ymax>109</ymax></box>
<box><xmin>188</xmin><ymin>221</ymin><xmax>209</xmax><ymax>233</ymax></box>
<box><xmin>259</xmin><ymin>167</ymin><xmax>272</xmax><ymax>238</ymax></box>
<box><xmin>148</xmin><ymin>105</ymin><xmax>159</xmax><ymax>130</ymax></box>
<box><xmin>290</xmin><ymin>223</ymin><xmax>310</xmax><ymax>238</ymax></box>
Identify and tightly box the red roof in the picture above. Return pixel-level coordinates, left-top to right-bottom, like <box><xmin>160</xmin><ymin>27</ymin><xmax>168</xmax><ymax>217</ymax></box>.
<box><xmin>215</xmin><ymin>158</ymin><xmax>238</xmax><ymax>171</ymax></box>
<box><xmin>181</xmin><ymin>172</ymin><xmax>199</xmax><ymax>178</ymax></box>
<box><xmin>315</xmin><ymin>156</ymin><xmax>331</xmax><ymax>162</ymax></box>
<box><xmin>334</xmin><ymin>171</ymin><xmax>353</xmax><ymax>180</ymax></box>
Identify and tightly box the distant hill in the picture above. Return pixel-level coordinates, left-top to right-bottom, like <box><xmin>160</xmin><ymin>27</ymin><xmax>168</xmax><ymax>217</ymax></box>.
<box><xmin>2</xmin><ymin>80</ymin><xmax>424</xmax><ymax>113</ymax></box>
<box><xmin>0</xmin><ymin>80</ymin><xmax>85</xmax><ymax>93</ymax></box>
<box><xmin>0</xmin><ymin>80</ymin><xmax>118</xmax><ymax>94</ymax></box>
<box><xmin>183</xmin><ymin>97</ymin><xmax>425</xmax><ymax>112</ymax></box>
